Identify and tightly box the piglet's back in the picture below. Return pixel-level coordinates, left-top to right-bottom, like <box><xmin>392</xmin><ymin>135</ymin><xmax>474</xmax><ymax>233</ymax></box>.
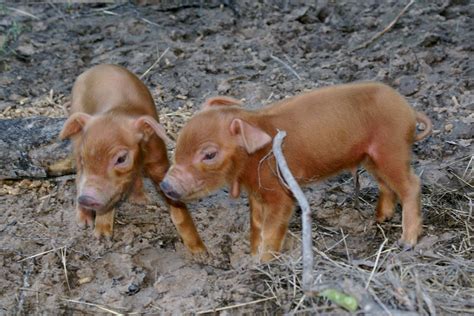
<box><xmin>70</xmin><ymin>64</ymin><xmax>157</xmax><ymax>118</ymax></box>
<box><xmin>263</xmin><ymin>82</ymin><xmax>416</xmax><ymax>140</ymax></box>
<box><xmin>255</xmin><ymin>82</ymin><xmax>418</xmax><ymax>178</ymax></box>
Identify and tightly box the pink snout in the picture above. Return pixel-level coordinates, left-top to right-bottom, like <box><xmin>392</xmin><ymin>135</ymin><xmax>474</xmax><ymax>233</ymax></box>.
<box><xmin>159</xmin><ymin>179</ymin><xmax>182</xmax><ymax>201</ymax></box>
<box><xmin>77</xmin><ymin>194</ymin><xmax>103</xmax><ymax>211</ymax></box>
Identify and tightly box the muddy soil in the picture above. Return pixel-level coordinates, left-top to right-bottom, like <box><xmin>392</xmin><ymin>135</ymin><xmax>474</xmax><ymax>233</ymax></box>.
<box><xmin>0</xmin><ymin>1</ymin><xmax>472</xmax><ymax>314</ymax></box>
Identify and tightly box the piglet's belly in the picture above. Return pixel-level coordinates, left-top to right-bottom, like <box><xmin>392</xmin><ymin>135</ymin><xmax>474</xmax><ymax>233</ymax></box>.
<box><xmin>290</xmin><ymin>150</ymin><xmax>366</xmax><ymax>183</ymax></box>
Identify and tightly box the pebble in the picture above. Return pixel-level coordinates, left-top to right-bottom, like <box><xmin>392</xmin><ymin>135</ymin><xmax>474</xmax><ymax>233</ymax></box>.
<box><xmin>78</xmin><ymin>277</ymin><xmax>92</xmax><ymax>285</ymax></box>
<box><xmin>444</xmin><ymin>123</ymin><xmax>453</xmax><ymax>132</ymax></box>
<box><xmin>16</xmin><ymin>43</ymin><xmax>35</xmax><ymax>56</ymax></box>
<box><xmin>397</xmin><ymin>76</ymin><xmax>419</xmax><ymax>96</ymax></box>
<box><xmin>419</xmin><ymin>33</ymin><xmax>440</xmax><ymax>47</ymax></box>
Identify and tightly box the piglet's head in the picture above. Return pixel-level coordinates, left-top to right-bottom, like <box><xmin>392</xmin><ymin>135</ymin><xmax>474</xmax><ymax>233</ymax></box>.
<box><xmin>160</xmin><ymin>96</ymin><xmax>272</xmax><ymax>202</ymax></box>
<box><xmin>60</xmin><ymin>113</ymin><xmax>169</xmax><ymax>214</ymax></box>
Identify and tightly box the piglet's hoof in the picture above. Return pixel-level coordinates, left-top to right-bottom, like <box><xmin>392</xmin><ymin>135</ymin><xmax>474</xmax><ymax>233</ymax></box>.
<box><xmin>187</xmin><ymin>241</ymin><xmax>208</xmax><ymax>256</ymax></box>
<box><xmin>93</xmin><ymin>211</ymin><xmax>115</xmax><ymax>239</ymax></box>
<box><xmin>176</xmin><ymin>242</ymin><xmax>208</xmax><ymax>262</ymax></box>
<box><xmin>93</xmin><ymin>224</ymin><xmax>113</xmax><ymax>239</ymax></box>
<box><xmin>397</xmin><ymin>238</ymin><xmax>415</xmax><ymax>251</ymax></box>
<box><xmin>76</xmin><ymin>208</ymin><xmax>94</xmax><ymax>228</ymax></box>
<box><xmin>191</xmin><ymin>250</ymin><xmax>211</xmax><ymax>264</ymax></box>
<box><xmin>258</xmin><ymin>251</ymin><xmax>279</xmax><ymax>264</ymax></box>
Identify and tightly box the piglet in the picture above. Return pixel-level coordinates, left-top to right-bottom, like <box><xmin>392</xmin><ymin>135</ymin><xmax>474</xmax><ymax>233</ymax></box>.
<box><xmin>160</xmin><ymin>82</ymin><xmax>432</xmax><ymax>262</ymax></box>
<box><xmin>60</xmin><ymin>64</ymin><xmax>206</xmax><ymax>254</ymax></box>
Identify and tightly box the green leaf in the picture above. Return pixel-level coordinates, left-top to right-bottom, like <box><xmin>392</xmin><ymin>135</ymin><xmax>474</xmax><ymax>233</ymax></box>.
<box><xmin>320</xmin><ymin>289</ymin><xmax>358</xmax><ymax>312</ymax></box>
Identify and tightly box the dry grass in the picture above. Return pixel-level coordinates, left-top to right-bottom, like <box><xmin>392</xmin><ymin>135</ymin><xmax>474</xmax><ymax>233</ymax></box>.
<box><xmin>252</xmin><ymin>158</ymin><xmax>473</xmax><ymax>314</ymax></box>
<box><xmin>0</xmin><ymin>90</ymin><xmax>67</xmax><ymax>119</ymax></box>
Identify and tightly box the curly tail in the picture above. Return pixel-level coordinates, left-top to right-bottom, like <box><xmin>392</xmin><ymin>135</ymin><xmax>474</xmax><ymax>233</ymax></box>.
<box><xmin>414</xmin><ymin>112</ymin><xmax>432</xmax><ymax>141</ymax></box>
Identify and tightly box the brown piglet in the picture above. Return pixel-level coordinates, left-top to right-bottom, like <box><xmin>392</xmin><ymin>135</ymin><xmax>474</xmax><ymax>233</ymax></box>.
<box><xmin>160</xmin><ymin>82</ymin><xmax>432</xmax><ymax>262</ymax></box>
<box><xmin>60</xmin><ymin>64</ymin><xmax>206</xmax><ymax>254</ymax></box>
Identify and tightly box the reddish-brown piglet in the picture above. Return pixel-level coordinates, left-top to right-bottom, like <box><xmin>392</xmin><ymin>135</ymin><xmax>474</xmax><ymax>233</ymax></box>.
<box><xmin>60</xmin><ymin>64</ymin><xmax>206</xmax><ymax>254</ymax></box>
<box><xmin>160</xmin><ymin>82</ymin><xmax>432</xmax><ymax>262</ymax></box>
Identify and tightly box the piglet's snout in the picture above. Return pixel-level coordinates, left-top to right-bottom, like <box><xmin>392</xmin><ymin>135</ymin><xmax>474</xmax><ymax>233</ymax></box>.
<box><xmin>78</xmin><ymin>195</ymin><xmax>103</xmax><ymax>210</ymax></box>
<box><xmin>159</xmin><ymin>180</ymin><xmax>181</xmax><ymax>201</ymax></box>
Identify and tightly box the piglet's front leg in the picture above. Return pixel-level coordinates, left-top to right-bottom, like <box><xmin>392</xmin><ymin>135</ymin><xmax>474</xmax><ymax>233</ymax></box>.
<box><xmin>76</xmin><ymin>205</ymin><xmax>94</xmax><ymax>228</ymax></box>
<box><xmin>94</xmin><ymin>209</ymin><xmax>115</xmax><ymax>238</ymax></box>
<box><xmin>167</xmin><ymin>198</ymin><xmax>207</xmax><ymax>254</ymax></box>
<box><xmin>146</xmin><ymin>159</ymin><xmax>207</xmax><ymax>255</ymax></box>
<box><xmin>251</xmin><ymin>192</ymin><xmax>295</xmax><ymax>262</ymax></box>
<box><xmin>76</xmin><ymin>205</ymin><xmax>115</xmax><ymax>238</ymax></box>
<box><xmin>128</xmin><ymin>177</ymin><xmax>150</xmax><ymax>205</ymax></box>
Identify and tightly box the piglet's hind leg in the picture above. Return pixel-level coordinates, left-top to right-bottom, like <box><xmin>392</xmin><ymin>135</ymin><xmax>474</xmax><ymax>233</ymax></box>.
<box><xmin>368</xmin><ymin>146</ymin><xmax>422</xmax><ymax>247</ymax></box>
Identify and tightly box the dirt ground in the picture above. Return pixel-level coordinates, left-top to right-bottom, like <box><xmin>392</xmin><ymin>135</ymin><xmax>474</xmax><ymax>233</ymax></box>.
<box><xmin>0</xmin><ymin>1</ymin><xmax>473</xmax><ymax>314</ymax></box>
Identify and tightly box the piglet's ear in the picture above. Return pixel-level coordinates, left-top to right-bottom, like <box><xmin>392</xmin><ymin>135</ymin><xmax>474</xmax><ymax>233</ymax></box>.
<box><xmin>59</xmin><ymin>112</ymin><xmax>91</xmax><ymax>140</ymax></box>
<box><xmin>134</xmin><ymin>115</ymin><xmax>171</xmax><ymax>144</ymax></box>
<box><xmin>201</xmin><ymin>96</ymin><xmax>242</xmax><ymax>111</ymax></box>
<box><xmin>230</xmin><ymin>118</ymin><xmax>272</xmax><ymax>154</ymax></box>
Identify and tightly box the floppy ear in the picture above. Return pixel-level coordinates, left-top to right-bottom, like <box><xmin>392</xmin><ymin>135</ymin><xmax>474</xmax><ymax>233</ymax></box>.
<box><xmin>201</xmin><ymin>96</ymin><xmax>242</xmax><ymax>111</ymax></box>
<box><xmin>59</xmin><ymin>112</ymin><xmax>91</xmax><ymax>140</ymax></box>
<box><xmin>134</xmin><ymin>115</ymin><xmax>171</xmax><ymax>144</ymax></box>
<box><xmin>229</xmin><ymin>118</ymin><xmax>272</xmax><ymax>154</ymax></box>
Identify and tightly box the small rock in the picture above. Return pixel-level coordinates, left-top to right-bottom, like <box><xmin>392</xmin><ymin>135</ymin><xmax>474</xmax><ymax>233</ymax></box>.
<box><xmin>419</xmin><ymin>33</ymin><xmax>440</xmax><ymax>47</ymax></box>
<box><xmin>217</xmin><ymin>80</ymin><xmax>231</xmax><ymax>93</ymax></box>
<box><xmin>397</xmin><ymin>76</ymin><xmax>419</xmax><ymax>96</ymax></box>
<box><xmin>78</xmin><ymin>276</ymin><xmax>93</xmax><ymax>285</ymax></box>
<box><xmin>127</xmin><ymin>283</ymin><xmax>140</xmax><ymax>295</ymax></box>
<box><xmin>33</xmin><ymin>21</ymin><xmax>48</xmax><ymax>32</ymax></box>
<box><xmin>444</xmin><ymin>123</ymin><xmax>453</xmax><ymax>132</ymax></box>
<box><xmin>16</xmin><ymin>43</ymin><xmax>35</xmax><ymax>56</ymax></box>
<box><xmin>448</xmin><ymin>121</ymin><xmax>473</xmax><ymax>139</ymax></box>
<box><xmin>287</xmin><ymin>6</ymin><xmax>309</xmax><ymax>21</ymax></box>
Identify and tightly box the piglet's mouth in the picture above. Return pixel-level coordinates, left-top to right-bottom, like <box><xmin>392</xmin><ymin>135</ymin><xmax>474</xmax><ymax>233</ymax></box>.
<box><xmin>159</xmin><ymin>180</ymin><xmax>183</xmax><ymax>201</ymax></box>
<box><xmin>78</xmin><ymin>195</ymin><xmax>103</xmax><ymax>210</ymax></box>
<box><xmin>159</xmin><ymin>180</ymin><xmax>208</xmax><ymax>202</ymax></box>
<box><xmin>77</xmin><ymin>194</ymin><xmax>121</xmax><ymax>214</ymax></box>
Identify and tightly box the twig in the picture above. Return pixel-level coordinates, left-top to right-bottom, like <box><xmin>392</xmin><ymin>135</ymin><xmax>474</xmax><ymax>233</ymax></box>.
<box><xmin>141</xmin><ymin>17</ymin><xmax>160</xmax><ymax>27</ymax></box>
<box><xmin>18</xmin><ymin>246</ymin><xmax>64</xmax><ymax>262</ymax></box>
<box><xmin>272</xmin><ymin>130</ymin><xmax>313</xmax><ymax>292</ymax></box>
<box><xmin>270</xmin><ymin>54</ymin><xmax>302</xmax><ymax>80</ymax></box>
<box><xmin>340</xmin><ymin>228</ymin><xmax>351</xmax><ymax>264</ymax></box>
<box><xmin>462</xmin><ymin>155</ymin><xmax>473</xmax><ymax>179</ymax></box>
<box><xmin>196</xmin><ymin>296</ymin><xmax>275</xmax><ymax>314</ymax></box>
<box><xmin>63</xmin><ymin>299</ymin><xmax>124</xmax><ymax>315</ymax></box>
<box><xmin>365</xmin><ymin>238</ymin><xmax>387</xmax><ymax>289</ymax></box>
<box><xmin>102</xmin><ymin>10</ymin><xmax>120</xmax><ymax>16</ymax></box>
<box><xmin>7</xmin><ymin>7</ymin><xmax>40</xmax><ymax>20</ymax></box>
<box><xmin>59</xmin><ymin>247</ymin><xmax>71</xmax><ymax>292</ymax></box>
<box><xmin>353</xmin><ymin>0</ymin><xmax>416</xmax><ymax>51</ymax></box>
<box><xmin>18</xmin><ymin>288</ymin><xmax>125</xmax><ymax>314</ymax></box>
<box><xmin>139</xmin><ymin>47</ymin><xmax>170</xmax><ymax>80</ymax></box>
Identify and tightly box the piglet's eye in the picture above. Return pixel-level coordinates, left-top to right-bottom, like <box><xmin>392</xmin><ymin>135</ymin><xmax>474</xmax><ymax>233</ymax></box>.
<box><xmin>115</xmin><ymin>152</ymin><xmax>128</xmax><ymax>166</ymax></box>
<box><xmin>204</xmin><ymin>152</ymin><xmax>216</xmax><ymax>160</ymax></box>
